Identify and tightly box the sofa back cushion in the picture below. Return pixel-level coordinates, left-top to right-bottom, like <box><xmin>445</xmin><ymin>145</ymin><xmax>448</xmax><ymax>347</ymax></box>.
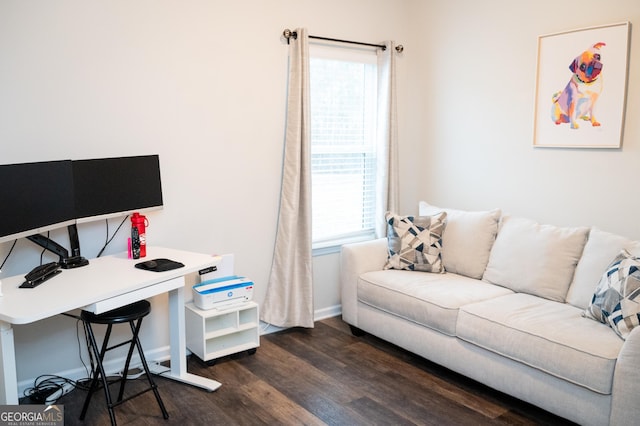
<box><xmin>419</xmin><ymin>201</ymin><xmax>500</xmax><ymax>279</ymax></box>
<box><xmin>566</xmin><ymin>228</ymin><xmax>633</xmax><ymax>309</ymax></box>
<box><xmin>482</xmin><ymin>215</ymin><xmax>589</xmax><ymax>302</ymax></box>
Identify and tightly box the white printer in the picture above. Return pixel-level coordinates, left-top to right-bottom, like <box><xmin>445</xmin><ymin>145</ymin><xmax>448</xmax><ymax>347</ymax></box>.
<box><xmin>192</xmin><ymin>275</ymin><xmax>254</xmax><ymax>310</ymax></box>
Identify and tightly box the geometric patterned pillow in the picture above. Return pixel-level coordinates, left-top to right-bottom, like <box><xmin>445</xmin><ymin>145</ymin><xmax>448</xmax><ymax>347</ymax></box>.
<box><xmin>383</xmin><ymin>211</ymin><xmax>447</xmax><ymax>273</ymax></box>
<box><xmin>584</xmin><ymin>250</ymin><xmax>640</xmax><ymax>340</ymax></box>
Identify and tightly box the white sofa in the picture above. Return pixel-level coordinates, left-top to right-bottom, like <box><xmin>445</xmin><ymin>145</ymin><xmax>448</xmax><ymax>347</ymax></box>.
<box><xmin>340</xmin><ymin>202</ymin><xmax>640</xmax><ymax>426</ymax></box>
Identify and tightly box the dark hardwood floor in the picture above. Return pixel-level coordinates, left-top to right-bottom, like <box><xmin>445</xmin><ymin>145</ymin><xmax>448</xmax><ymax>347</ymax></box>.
<box><xmin>55</xmin><ymin>317</ymin><xmax>576</xmax><ymax>425</ymax></box>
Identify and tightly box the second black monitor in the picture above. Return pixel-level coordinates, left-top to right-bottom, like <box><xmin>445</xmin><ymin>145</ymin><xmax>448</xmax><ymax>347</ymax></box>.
<box><xmin>73</xmin><ymin>155</ymin><xmax>163</xmax><ymax>222</ymax></box>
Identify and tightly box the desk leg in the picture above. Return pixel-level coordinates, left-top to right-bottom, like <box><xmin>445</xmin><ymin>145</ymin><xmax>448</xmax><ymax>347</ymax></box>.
<box><xmin>151</xmin><ymin>283</ymin><xmax>221</xmax><ymax>392</ymax></box>
<box><xmin>0</xmin><ymin>321</ymin><xmax>18</xmax><ymax>404</ymax></box>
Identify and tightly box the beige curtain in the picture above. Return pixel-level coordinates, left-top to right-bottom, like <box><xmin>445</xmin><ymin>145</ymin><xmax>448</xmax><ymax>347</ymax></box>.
<box><xmin>261</xmin><ymin>28</ymin><xmax>314</xmax><ymax>328</ymax></box>
<box><xmin>375</xmin><ymin>41</ymin><xmax>400</xmax><ymax>238</ymax></box>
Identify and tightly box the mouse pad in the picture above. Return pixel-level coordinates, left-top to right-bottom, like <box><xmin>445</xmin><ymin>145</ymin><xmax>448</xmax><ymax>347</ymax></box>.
<box><xmin>135</xmin><ymin>258</ymin><xmax>185</xmax><ymax>272</ymax></box>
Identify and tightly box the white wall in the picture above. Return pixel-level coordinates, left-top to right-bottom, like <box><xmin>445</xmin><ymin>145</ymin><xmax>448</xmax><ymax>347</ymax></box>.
<box><xmin>409</xmin><ymin>0</ymin><xmax>640</xmax><ymax>239</ymax></box>
<box><xmin>0</xmin><ymin>1</ymin><xmax>414</xmax><ymax>387</ymax></box>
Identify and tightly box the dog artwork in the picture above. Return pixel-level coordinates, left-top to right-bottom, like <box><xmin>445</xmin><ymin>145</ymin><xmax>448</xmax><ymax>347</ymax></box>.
<box><xmin>551</xmin><ymin>42</ymin><xmax>605</xmax><ymax>129</ymax></box>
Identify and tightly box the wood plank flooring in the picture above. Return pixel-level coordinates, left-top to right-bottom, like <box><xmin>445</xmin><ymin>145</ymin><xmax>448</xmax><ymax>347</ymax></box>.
<box><xmin>55</xmin><ymin>316</ymin><xmax>576</xmax><ymax>425</ymax></box>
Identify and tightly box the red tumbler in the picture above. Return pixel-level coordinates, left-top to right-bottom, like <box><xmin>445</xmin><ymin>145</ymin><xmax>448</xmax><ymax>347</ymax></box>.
<box><xmin>131</xmin><ymin>212</ymin><xmax>148</xmax><ymax>258</ymax></box>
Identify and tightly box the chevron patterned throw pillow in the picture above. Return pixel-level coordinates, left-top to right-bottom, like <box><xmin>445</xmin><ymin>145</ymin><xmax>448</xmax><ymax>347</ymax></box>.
<box><xmin>584</xmin><ymin>250</ymin><xmax>640</xmax><ymax>340</ymax></box>
<box><xmin>384</xmin><ymin>211</ymin><xmax>447</xmax><ymax>273</ymax></box>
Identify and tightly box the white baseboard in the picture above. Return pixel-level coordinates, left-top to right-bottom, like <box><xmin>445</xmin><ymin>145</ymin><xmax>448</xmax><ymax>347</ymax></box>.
<box><xmin>315</xmin><ymin>304</ymin><xmax>341</xmax><ymax>321</ymax></box>
<box><xmin>259</xmin><ymin>304</ymin><xmax>342</xmax><ymax>335</ymax></box>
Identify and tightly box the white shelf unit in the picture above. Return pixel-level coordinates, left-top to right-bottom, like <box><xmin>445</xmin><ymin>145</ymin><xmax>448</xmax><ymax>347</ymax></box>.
<box><xmin>185</xmin><ymin>301</ymin><xmax>260</xmax><ymax>363</ymax></box>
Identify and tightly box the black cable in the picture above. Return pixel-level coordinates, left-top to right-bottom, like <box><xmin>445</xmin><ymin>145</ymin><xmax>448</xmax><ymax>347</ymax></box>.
<box><xmin>96</xmin><ymin>215</ymin><xmax>129</xmax><ymax>258</ymax></box>
<box><xmin>38</xmin><ymin>232</ymin><xmax>50</xmax><ymax>265</ymax></box>
<box><xmin>67</xmin><ymin>315</ymin><xmax>110</xmax><ymax>391</ymax></box>
<box><xmin>73</xmin><ymin>318</ymin><xmax>93</xmax><ymax>381</ymax></box>
<box><xmin>103</xmin><ymin>219</ymin><xmax>110</xmax><ymax>249</ymax></box>
<box><xmin>0</xmin><ymin>239</ymin><xmax>17</xmax><ymax>271</ymax></box>
<box><xmin>23</xmin><ymin>374</ymin><xmax>81</xmax><ymax>403</ymax></box>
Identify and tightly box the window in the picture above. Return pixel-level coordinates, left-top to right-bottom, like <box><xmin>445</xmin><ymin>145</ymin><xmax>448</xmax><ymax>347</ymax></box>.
<box><xmin>310</xmin><ymin>45</ymin><xmax>378</xmax><ymax>251</ymax></box>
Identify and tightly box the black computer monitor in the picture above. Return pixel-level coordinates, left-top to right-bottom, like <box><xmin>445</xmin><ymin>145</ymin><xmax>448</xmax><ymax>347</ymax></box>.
<box><xmin>73</xmin><ymin>155</ymin><xmax>164</xmax><ymax>222</ymax></box>
<box><xmin>0</xmin><ymin>160</ymin><xmax>76</xmax><ymax>244</ymax></box>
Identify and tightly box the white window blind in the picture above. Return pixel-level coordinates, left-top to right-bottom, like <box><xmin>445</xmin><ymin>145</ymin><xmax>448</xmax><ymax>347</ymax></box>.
<box><xmin>310</xmin><ymin>45</ymin><xmax>378</xmax><ymax>249</ymax></box>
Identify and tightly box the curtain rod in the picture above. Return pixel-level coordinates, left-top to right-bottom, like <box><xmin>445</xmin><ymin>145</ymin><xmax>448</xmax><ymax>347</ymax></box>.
<box><xmin>282</xmin><ymin>29</ymin><xmax>404</xmax><ymax>53</ymax></box>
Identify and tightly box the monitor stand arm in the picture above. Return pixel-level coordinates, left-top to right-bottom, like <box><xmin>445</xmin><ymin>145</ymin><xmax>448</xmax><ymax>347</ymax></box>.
<box><xmin>26</xmin><ymin>224</ymin><xmax>89</xmax><ymax>269</ymax></box>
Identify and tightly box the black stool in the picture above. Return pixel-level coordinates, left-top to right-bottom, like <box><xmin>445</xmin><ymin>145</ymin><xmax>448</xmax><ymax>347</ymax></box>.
<box><xmin>80</xmin><ymin>300</ymin><xmax>169</xmax><ymax>425</ymax></box>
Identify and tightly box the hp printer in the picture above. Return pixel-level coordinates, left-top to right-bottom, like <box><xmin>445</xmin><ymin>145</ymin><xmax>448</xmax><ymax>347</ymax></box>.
<box><xmin>192</xmin><ymin>275</ymin><xmax>254</xmax><ymax>310</ymax></box>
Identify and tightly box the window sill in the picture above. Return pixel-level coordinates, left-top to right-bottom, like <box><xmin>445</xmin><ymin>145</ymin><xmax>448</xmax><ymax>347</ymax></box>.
<box><xmin>312</xmin><ymin>233</ymin><xmax>376</xmax><ymax>257</ymax></box>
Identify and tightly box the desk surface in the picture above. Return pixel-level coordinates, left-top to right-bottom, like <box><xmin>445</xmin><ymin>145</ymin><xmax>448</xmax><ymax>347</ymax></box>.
<box><xmin>0</xmin><ymin>247</ymin><xmax>217</xmax><ymax>325</ymax></box>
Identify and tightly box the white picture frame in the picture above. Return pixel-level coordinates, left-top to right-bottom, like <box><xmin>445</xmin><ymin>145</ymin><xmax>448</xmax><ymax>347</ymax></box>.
<box><xmin>533</xmin><ymin>22</ymin><xmax>630</xmax><ymax>148</ymax></box>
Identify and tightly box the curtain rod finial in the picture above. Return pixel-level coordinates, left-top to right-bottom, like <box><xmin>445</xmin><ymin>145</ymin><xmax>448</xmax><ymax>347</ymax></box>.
<box><xmin>283</xmin><ymin>29</ymin><xmax>297</xmax><ymax>40</ymax></box>
<box><xmin>395</xmin><ymin>44</ymin><xmax>404</xmax><ymax>53</ymax></box>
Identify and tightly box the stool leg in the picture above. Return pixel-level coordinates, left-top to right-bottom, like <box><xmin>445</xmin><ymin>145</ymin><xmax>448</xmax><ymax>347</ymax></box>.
<box><xmin>115</xmin><ymin>320</ymin><xmax>138</xmax><ymax>402</ymax></box>
<box><xmin>129</xmin><ymin>319</ymin><xmax>169</xmax><ymax>419</ymax></box>
<box><xmin>80</xmin><ymin>323</ymin><xmax>118</xmax><ymax>426</ymax></box>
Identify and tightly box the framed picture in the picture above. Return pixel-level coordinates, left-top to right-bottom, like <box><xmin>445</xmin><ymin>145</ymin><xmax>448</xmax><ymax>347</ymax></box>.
<box><xmin>533</xmin><ymin>22</ymin><xmax>630</xmax><ymax>148</ymax></box>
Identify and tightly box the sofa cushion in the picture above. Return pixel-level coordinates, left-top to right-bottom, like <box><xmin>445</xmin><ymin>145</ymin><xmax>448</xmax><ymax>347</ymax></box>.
<box><xmin>419</xmin><ymin>201</ymin><xmax>500</xmax><ymax>279</ymax></box>
<box><xmin>357</xmin><ymin>270</ymin><xmax>513</xmax><ymax>336</ymax></box>
<box><xmin>567</xmin><ymin>228</ymin><xmax>632</xmax><ymax>310</ymax></box>
<box><xmin>384</xmin><ymin>211</ymin><xmax>446</xmax><ymax>273</ymax></box>
<box><xmin>482</xmin><ymin>216</ymin><xmax>589</xmax><ymax>302</ymax></box>
<box><xmin>584</xmin><ymin>250</ymin><xmax>640</xmax><ymax>340</ymax></box>
<box><xmin>457</xmin><ymin>293</ymin><xmax>623</xmax><ymax>394</ymax></box>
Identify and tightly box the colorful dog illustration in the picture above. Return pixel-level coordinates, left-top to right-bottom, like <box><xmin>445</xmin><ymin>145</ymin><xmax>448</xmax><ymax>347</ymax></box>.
<box><xmin>551</xmin><ymin>42</ymin><xmax>605</xmax><ymax>129</ymax></box>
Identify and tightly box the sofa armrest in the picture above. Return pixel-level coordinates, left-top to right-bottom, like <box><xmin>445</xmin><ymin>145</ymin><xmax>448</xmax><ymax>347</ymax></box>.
<box><xmin>610</xmin><ymin>326</ymin><xmax>640</xmax><ymax>425</ymax></box>
<box><xmin>340</xmin><ymin>238</ymin><xmax>388</xmax><ymax>326</ymax></box>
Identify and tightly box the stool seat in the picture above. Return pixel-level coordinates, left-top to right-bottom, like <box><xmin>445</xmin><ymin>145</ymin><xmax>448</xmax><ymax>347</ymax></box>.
<box><xmin>81</xmin><ymin>300</ymin><xmax>151</xmax><ymax>324</ymax></box>
<box><xmin>80</xmin><ymin>299</ymin><xmax>168</xmax><ymax>425</ymax></box>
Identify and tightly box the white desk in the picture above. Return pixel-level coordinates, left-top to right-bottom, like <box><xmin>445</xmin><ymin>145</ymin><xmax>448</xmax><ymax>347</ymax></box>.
<box><xmin>0</xmin><ymin>247</ymin><xmax>223</xmax><ymax>404</ymax></box>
